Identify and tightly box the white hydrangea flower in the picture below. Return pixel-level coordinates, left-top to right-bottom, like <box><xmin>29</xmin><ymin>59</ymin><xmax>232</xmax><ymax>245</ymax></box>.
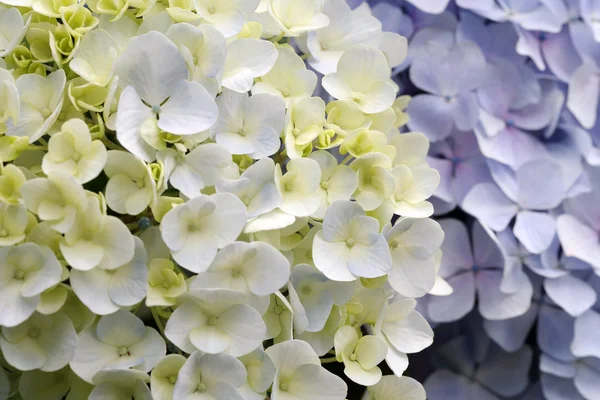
<box><xmin>263</xmin><ymin>291</ymin><xmax>294</xmax><ymax>342</ymax></box>
<box><xmin>252</xmin><ymin>45</ymin><xmax>318</xmax><ymax>106</ymax></box>
<box><xmin>69</xmin><ymin>29</ymin><xmax>121</xmax><ymax>87</ymax></box>
<box><xmin>194</xmin><ymin>0</ymin><xmax>259</xmax><ymax>37</ymax></box>
<box><xmin>212</xmin><ymin>89</ymin><xmax>285</xmax><ymax>158</ymax></box>
<box><xmin>265</xmin><ymin>339</ymin><xmax>347</xmax><ymax>400</ymax></box>
<box><xmin>70</xmin><ymin>310</ymin><xmax>166</xmax><ymax>383</ymax></box>
<box><xmin>313</xmin><ymin>200</ymin><xmax>392</xmax><ymax>281</ymax></box>
<box><xmin>160</xmin><ymin>193</ymin><xmax>247</xmax><ymax>272</ymax></box>
<box><xmin>384</xmin><ymin>218</ymin><xmax>445</xmax><ymax>298</ymax></box>
<box><xmin>150</xmin><ymin>354</ymin><xmax>186</xmax><ymax>400</ymax></box>
<box><xmin>275</xmin><ymin>157</ymin><xmax>322</xmax><ymax>217</ymax></box>
<box><xmin>18</xmin><ymin>368</ymin><xmax>72</xmax><ymax>400</ymax></box>
<box><xmin>374</xmin><ymin>298</ymin><xmax>433</xmax><ymax>376</ymax></box>
<box><xmin>0</xmin><ymin>68</ymin><xmax>19</xmax><ymax>127</ymax></box>
<box><xmin>191</xmin><ymin>241</ymin><xmax>290</xmax><ymax>297</ymax></box>
<box><xmin>295</xmin><ymin>304</ymin><xmax>345</xmax><ymax>356</ymax></box>
<box><xmin>173</xmin><ymin>351</ymin><xmax>247</xmax><ymax>400</ymax></box>
<box><xmin>20</xmin><ymin>170</ymin><xmax>86</xmax><ymax>234</ymax></box>
<box><xmin>350</xmin><ymin>153</ymin><xmax>395</xmax><ymax>211</ymax></box>
<box><xmin>70</xmin><ymin>237</ymin><xmax>148</xmax><ymax>315</ymax></box>
<box><xmin>390</xmin><ymin>164</ymin><xmax>440</xmax><ymax>218</ymax></box>
<box><xmin>164</xmin><ymin>288</ymin><xmax>266</xmax><ymax>356</ymax></box>
<box><xmin>0</xmin><ymin>202</ymin><xmax>28</xmax><ymax>246</ymax></box>
<box><xmin>104</xmin><ymin>150</ymin><xmax>156</xmax><ymax>215</ymax></box>
<box><xmin>159</xmin><ymin>143</ymin><xmax>237</xmax><ymax>199</ymax></box>
<box><xmin>290</xmin><ymin>263</ymin><xmax>354</xmax><ymax>332</ymax></box>
<box><xmin>146</xmin><ymin>258</ymin><xmax>186</xmax><ymax>307</ymax></box>
<box><xmin>0</xmin><ymin>312</ymin><xmax>77</xmax><ymax>372</ymax></box>
<box><xmin>216</xmin><ymin>157</ymin><xmax>282</xmax><ymax>219</ymax></box>
<box><xmin>42</xmin><ymin>119</ymin><xmax>107</xmax><ymax>184</ymax></box>
<box><xmin>115</xmin><ymin>31</ymin><xmax>218</xmax><ymax>161</ymax></box>
<box><xmin>367</xmin><ymin>375</ymin><xmax>426</xmax><ymax>400</ymax></box>
<box><xmin>309</xmin><ymin>150</ymin><xmax>358</xmax><ymax>219</ymax></box>
<box><xmin>267</xmin><ymin>0</ymin><xmax>329</xmax><ymax>37</ymax></box>
<box><xmin>322</xmin><ymin>44</ymin><xmax>395</xmax><ymax>114</ymax></box>
<box><xmin>0</xmin><ymin>5</ymin><xmax>31</xmax><ymax>57</ymax></box>
<box><xmin>165</xmin><ymin>23</ymin><xmax>226</xmax><ymax>96</ymax></box>
<box><xmin>221</xmin><ymin>38</ymin><xmax>278</xmax><ymax>93</ymax></box>
<box><xmin>303</xmin><ymin>0</ymin><xmax>408</xmax><ymax>75</ymax></box>
<box><xmin>284</xmin><ymin>96</ymin><xmax>326</xmax><ymax>159</ymax></box>
<box><xmin>334</xmin><ymin>325</ymin><xmax>388</xmax><ymax>386</ymax></box>
<box><xmin>0</xmin><ymin>243</ymin><xmax>62</xmax><ymax>327</ymax></box>
<box><xmin>238</xmin><ymin>348</ymin><xmax>276</xmax><ymax>400</ymax></box>
<box><xmin>7</xmin><ymin>70</ymin><xmax>66</xmax><ymax>143</ymax></box>
<box><xmin>89</xmin><ymin>368</ymin><xmax>152</xmax><ymax>400</ymax></box>
<box><xmin>60</xmin><ymin>195</ymin><xmax>135</xmax><ymax>271</ymax></box>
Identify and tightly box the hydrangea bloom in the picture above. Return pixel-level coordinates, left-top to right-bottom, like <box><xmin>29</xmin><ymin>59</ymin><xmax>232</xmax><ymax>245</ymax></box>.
<box><xmin>0</xmin><ymin>2</ymin><xmax>446</xmax><ymax>398</ymax></box>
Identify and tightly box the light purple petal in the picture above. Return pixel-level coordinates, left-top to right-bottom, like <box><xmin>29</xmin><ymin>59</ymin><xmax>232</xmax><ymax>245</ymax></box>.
<box><xmin>427</xmin><ymin>272</ymin><xmax>475</xmax><ymax>323</ymax></box>
<box><xmin>514</xmin><ymin>211</ymin><xmax>556</xmax><ymax>254</ymax></box>
<box><xmin>476</xmin><ymin>345</ymin><xmax>532</xmax><ymax>397</ymax></box>
<box><xmin>537</xmin><ymin>304</ymin><xmax>576</xmax><ymax>362</ymax></box>
<box><xmin>462</xmin><ymin>183</ymin><xmax>517</xmax><ymax>231</ymax></box>
<box><xmin>483</xmin><ymin>303</ymin><xmax>538</xmax><ymax>352</ymax></box>
<box><xmin>452</xmin><ymin>92</ymin><xmax>480</xmax><ymax>131</ymax></box>
<box><xmin>406</xmin><ymin>94</ymin><xmax>455</xmax><ymax>142</ymax></box>
<box><xmin>544</xmin><ymin>275</ymin><xmax>597</xmax><ymax>317</ymax></box>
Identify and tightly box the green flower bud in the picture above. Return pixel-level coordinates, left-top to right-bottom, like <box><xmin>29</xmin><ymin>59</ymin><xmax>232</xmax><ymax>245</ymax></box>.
<box><xmin>67</xmin><ymin>77</ymin><xmax>109</xmax><ymax>113</ymax></box>
<box><xmin>60</xmin><ymin>5</ymin><xmax>99</xmax><ymax>37</ymax></box>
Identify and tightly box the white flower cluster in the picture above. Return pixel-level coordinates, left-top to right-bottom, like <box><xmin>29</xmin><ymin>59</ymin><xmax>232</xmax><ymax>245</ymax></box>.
<box><xmin>0</xmin><ymin>0</ymin><xmax>443</xmax><ymax>399</ymax></box>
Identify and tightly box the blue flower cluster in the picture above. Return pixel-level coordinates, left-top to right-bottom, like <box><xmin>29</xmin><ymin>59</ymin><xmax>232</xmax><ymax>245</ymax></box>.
<box><xmin>358</xmin><ymin>0</ymin><xmax>600</xmax><ymax>398</ymax></box>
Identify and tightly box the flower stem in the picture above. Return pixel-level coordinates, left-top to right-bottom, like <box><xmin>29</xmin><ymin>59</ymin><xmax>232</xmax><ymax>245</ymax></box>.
<box><xmin>151</xmin><ymin>307</ymin><xmax>166</xmax><ymax>336</ymax></box>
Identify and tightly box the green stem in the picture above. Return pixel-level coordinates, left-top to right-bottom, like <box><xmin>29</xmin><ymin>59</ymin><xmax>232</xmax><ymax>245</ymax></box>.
<box><xmin>269</xmin><ymin>32</ymin><xmax>285</xmax><ymax>43</ymax></box>
<box><xmin>151</xmin><ymin>307</ymin><xmax>166</xmax><ymax>336</ymax></box>
<box><xmin>102</xmin><ymin>136</ymin><xmax>124</xmax><ymax>151</ymax></box>
<box><xmin>341</xmin><ymin>154</ymin><xmax>353</xmax><ymax>165</ymax></box>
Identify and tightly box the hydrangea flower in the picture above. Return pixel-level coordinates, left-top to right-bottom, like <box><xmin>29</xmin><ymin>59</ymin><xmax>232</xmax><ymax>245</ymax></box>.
<box><xmin>0</xmin><ymin>2</ymin><xmax>447</xmax><ymax>398</ymax></box>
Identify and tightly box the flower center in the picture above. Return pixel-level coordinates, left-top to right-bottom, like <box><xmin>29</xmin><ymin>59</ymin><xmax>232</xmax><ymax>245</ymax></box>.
<box><xmin>162</xmin><ymin>281</ymin><xmax>171</xmax><ymax>289</ymax></box>
<box><xmin>41</xmin><ymin>108</ymin><xmax>51</xmax><ymax>118</ymax></box>
<box><xmin>389</xmin><ymin>240</ymin><xmax>399</xmax><ymax>249</ymax></box>
<box><xmin>274</xmin><ymin>305</ymin><xmax>283</xmax><ymax>315</ymax></box>
<box><xmin>151</xmin><ymin>105</ymin><xmax>161</xmax><ymax>113</ymax></box>
<box><xmin>292</xmin><ymin>128</ymin><xmax>301</xmax><ymax>136</ymax></box>
<box><xmin>279</xmin><ymin>381</ymin><xmax>289</xmax><ymax>392</ymax></box>
<box><xmin>118</xmin><ymin>346</ymin><xmax>129</xmax><ymax>356</ymax></box>
<box><xmin>168</xmin><ymin>375</ymin><xmax>177</xmax><ymax>384</ymax></box>
<box><xmin>207</xmin><ymin>316</ymin><xmax>217</xmax><ymax>326</ymax></box>
<box><xmin>320</xmin><ymin>181</ymin><xmax>328</xmax><ymax>190</ymax></box>
<box><xmin>0</xmin><ymin>229</ymin><xmax>8</xmax><ymax>237</ymax></box>
<box><xmin>232</xmin><ymin>268</ymin><xmax>243</xmax><ymax>278</ymax></box>
<box><xmin>346</xmin><ymin>238</ymin><xmax>355</xmax><ymax>248</ymax></box>
<box><xmin>197</xmin><ymin>382</ymin><xmax>206</xmax><ymax>392</ymax></box>
<box><xmin>29</xmin><ymin>328</ymin><xmax>40</xmax><ymax>339</ymax></box>
<box><xmin>349</xmin><ymin>353</ymin><xmax>357</xmax><ymax>361</ymax></box>
<box><xmin>285</xmin><ymin>183</ymin><xmax>294</xmax><ymax>192</ymax></box>
<box><xmin>14</xmin><ymin>269</ymin><xmax>25</xmax><ymax>280</ymax></box>
<box><xmin>72</xmin><ymin>152</ymin><xmax>81</xmax><ymax>161</ymax></box>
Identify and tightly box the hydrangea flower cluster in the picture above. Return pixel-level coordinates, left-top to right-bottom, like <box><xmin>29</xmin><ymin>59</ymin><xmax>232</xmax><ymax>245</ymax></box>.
<box><xmin>359</xmin><ymin>0</ymin><xmax>600</xmax><ymax>399</ymax></box>
<box><xmin>0</xmin><ymin>0</ymin><xmax>445</xmax><ymax>399</ymax></box>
